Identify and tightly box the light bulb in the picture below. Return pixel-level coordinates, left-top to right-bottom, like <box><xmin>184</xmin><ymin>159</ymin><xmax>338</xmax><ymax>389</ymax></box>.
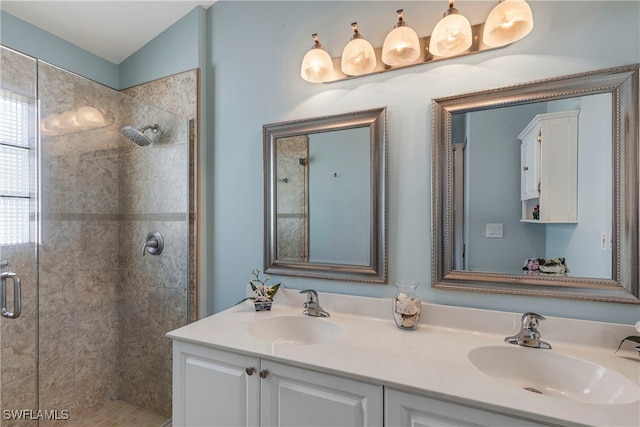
<box><xmin>382</xmin><ymin>9</ymin><xmax>421</xmax><ymax>67</ymax></box>
<box><xmin>483</xmin><ymin>0</ymin><xmax>534</xmax><ymax>47</ymax></box>
<box><xmin>341</xmin><ymin>22</ymin><xmax>376</xmax><ymax>76</ymax></box>
<box><xmin>429</xmin><ymin>1</ymin><xmax>472</xmax><ymax>57</ymax></box>
<box><xmin>301</xmin><ymin>34</ymin><xmax>334</xmax><ymax>83</ymax></box>
<box><xmin>43</xmin><ymin>114</ymin><xmax>63</xmax><ymax>133</ymax></box>
<box><xmin>60</xmin><ymin>111</ymin><xmax>79</xmax><ymax>129</ymax></box>
<box><xmin>76</xmin><ymin>106</ymin><xmax>106</xmax><ymax>127</ymax></box>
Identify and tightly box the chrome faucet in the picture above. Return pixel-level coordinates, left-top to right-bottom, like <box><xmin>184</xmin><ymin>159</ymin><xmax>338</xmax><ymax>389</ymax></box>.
<box><xmin>300</xmin><ymin>289</ymin><xmax>330</xmax><ymax>317</ymax></box>
<box><xmin>505</xmin><ymin>312</ymin><xmax>552</xmax><ymax>349</ymax></box>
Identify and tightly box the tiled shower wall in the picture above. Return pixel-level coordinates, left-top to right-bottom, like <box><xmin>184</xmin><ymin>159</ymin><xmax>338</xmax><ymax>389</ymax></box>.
<box><xmin>1</xmin><ymin>46</ymin><xmax>192</xmax><ymax>423</ymax></box>
<box><xmin>276</xmin><ymin>135</ymin><xmax>308</xmax><ymax>262</ymax></box>
<box><xmin>116</xmin><ymin>93</ymin><xmax>189</xmax><ymax>416</ymax></box>
<box><xmin>120</xmin><ymin>70</ymin><xmax>197</xmax><ymax>415</ymax></box>
<box><xmin>121</xmin><ymin>70</ymin><xmax>199</xmax><ymax>325</ymax></box>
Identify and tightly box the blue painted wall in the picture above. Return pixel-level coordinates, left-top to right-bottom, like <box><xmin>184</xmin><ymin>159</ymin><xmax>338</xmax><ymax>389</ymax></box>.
<box><xmin>1</xmin><ymin>11</ymin><xmax>119</xmax><ymax>88</ymax></box>
<box><xmin>1</xmin><ymin>7</ymin><xmax>207</xmax><ymax>90</ymax></box>
<box><xmin>2</xmin><ymin>2</ymin><xmax>639</xmax><ymax>324</ymax></box>
<box><xmin>206</xmin><ymin>1</ymin><xmax>640</xmax><ymax>324</ymax></box>
<box><xmin>308</xmin><ymin>128</ymin><xmax>370</xmax><ymax>265</ymax></box>
<box><xmin>119</xmin><ymin>6</ymin><xmax>206</xmax><ymax>89</ymax></box>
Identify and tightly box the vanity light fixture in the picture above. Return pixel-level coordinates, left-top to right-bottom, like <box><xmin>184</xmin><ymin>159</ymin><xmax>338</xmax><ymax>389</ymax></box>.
<box><xmin>381</xmin><ymin>9</ymin><xmax>421</xmax><ymax>66</ymax></box>
<box><xmin>429</xmin><ymin>1</ymin><xmax>472</xmax><ymax>57</ymax></box>
<box><xmin>483</xmin><ymin>0</ymin><xmax>534</xmax><ymax>47</ymax></box>
<box><xmin>300</xmin><ymin>33</ymin><xmax>334</xmax><ymax>83</ymax></box>
<box><xmin>341</xmin><ymin>22</ymin><xmax>377</xmax><ymax>76</ymax></box>
<box><xmin>300</xmin><ymin>1</ymin><xmax>534</xmax><ymax>83</ymax></box>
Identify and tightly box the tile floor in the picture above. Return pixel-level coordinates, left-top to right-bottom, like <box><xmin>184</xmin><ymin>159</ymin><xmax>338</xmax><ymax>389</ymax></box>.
<box><xmin>63</xmin><ymin>400</ymin><xmax>169</xmax><ymax>427</ymax></box>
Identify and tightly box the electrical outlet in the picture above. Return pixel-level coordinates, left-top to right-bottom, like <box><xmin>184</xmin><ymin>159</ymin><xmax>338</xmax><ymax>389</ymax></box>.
<box><xmin>600</xmin><ymin>230</ymin><xmax>607</xmax><ymax>251</ymax></box>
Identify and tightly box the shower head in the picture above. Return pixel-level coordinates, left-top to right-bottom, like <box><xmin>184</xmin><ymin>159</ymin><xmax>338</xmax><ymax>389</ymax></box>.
<box><xmin>121</xmin><ymin>124</ymin><xmax>159</xmax><ymax>146</ymax></box>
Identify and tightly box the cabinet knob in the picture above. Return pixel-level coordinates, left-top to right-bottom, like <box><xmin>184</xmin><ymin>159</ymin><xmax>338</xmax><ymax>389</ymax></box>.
<box><xmin>246</xmin><ymin>367</ymin><xmax>255</xmax><ymax>375</ymax></box>
<box><xmin>259</xmin><ymin>369</ymin><xmax>269</xmax><ymax>379</ymax></box>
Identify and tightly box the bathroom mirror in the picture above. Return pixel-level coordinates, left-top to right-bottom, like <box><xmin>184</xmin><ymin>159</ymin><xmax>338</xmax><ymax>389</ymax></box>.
<box><xmin>264</xmin><ymin>107</ymin><xmax>387</xmax><ymax>282</ymax></box>
<box><xmin>432</xmin><ymin>64</ymin><xmax>639</xmax><ymax>303</ymax></box>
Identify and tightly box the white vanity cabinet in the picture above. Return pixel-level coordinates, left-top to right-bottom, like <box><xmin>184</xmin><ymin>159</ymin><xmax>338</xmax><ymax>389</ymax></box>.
<box><xmin>517</xmin><ymin>110</ymin><xmax>579</xmax><ymax>223</ymax></box>
<box><xmin>172</xmin><ymin>340</ymin><xmax>383</xmax><ymax>427</ymax></box>
<box><xmin>260</xmin><ymin>359</ymin><xmax>383</xmax><ymax>427</ymax></box>
<box><xmin>385</xmin><ymin>388</ymin><xmax>546</xmax><ymax>427</ymax></box>
<box><xmin>169</xmin><ymin>292</ymin><xmax>640</xmax><ymax>427</ymax></box>
<box><xmin>172</xmin><ymin>339</ymin><xmax>542</xmax><ymax>427</ymax></box>
<box><xmin>172</xmin><ymin>341</ymin><xmax>260</xmax><ymax>427</ymax></box>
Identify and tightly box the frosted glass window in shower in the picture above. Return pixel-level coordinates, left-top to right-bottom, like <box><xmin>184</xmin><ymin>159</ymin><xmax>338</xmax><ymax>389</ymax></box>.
<box><xmin>0</xmin><ymin>91</ymin><xmax>30</xmax><ymax>147</ymax></box>
<box><xmin>0</xmin><ymin>91</ymin><xmax>32</xmax><ymax>245</ymax></box>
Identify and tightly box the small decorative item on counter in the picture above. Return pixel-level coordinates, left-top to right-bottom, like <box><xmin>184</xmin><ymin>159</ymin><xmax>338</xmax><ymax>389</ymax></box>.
<box><xmin>532</xmin><ymin>204</ymin><xmax>540</xmax><ymax>220</ymax></box>
<box><xmin>615</xmin><ymin>321</ymin><xmax>640</xmax><ymax>358</ymax></box>
<box><xmin>392</xmin><ymin>282</ymin><xmax>421</xmax><ymax>330</ymax></box>
<box><xmin>242</xmin><ymin>269</ymin><xmax>281</xmax><ymax>311</ymax></box>
<box><xmin>523</xmin><ymin>257</ymin><xmax>567</xmax><ymax>275</ymax></box>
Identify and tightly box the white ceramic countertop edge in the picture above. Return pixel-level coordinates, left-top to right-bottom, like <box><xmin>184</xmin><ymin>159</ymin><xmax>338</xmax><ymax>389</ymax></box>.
<box><xmin>167</xmin><ymin>289</ymin><xmax>640</xmax><ymax>427</ymax></box>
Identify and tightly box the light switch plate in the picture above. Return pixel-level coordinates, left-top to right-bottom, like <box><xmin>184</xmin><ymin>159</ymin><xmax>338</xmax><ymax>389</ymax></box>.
<box><xmin>486</xmin><ymin>223</ymin><xmax>503</xmax><ymax>238</ymax></box>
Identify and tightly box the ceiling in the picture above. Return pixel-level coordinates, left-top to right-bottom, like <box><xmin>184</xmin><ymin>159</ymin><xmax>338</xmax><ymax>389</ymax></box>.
<box><xmin>2</xmin><ymin>1</ymin><xmax>217</xmax><ymax>64</ymax></box>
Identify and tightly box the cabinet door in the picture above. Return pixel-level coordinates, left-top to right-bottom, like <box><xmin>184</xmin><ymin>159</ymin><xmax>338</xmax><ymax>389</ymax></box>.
<box><xmin>520</xmin><ymin>128</ymin><xmax>540</xmax><ymax>201</ymax></box>
<box><xmin>260</xmin><ymin>360</ymin><xmax>383</xmax><ymax>427</ymax></box>
<box><xmin>385</xmin><ymin>388</ymin><xmax>547</xmax><ymax>427</ymax></box>
<box><xmin>173</xmin><ymin>341</ymin><xmax>260</xmax><ymax>427</ymax></box>
<box><xmin>538</xmin><ymin>115</ymin><xmax>579</xmax><ymax>222</ymax></box>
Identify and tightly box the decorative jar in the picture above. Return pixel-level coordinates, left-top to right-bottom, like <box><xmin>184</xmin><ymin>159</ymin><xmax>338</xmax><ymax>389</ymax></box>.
<box><xmin>392</xmin><ymin>282</ymin><xmax>421</xmax><ymax>330</ymax></box>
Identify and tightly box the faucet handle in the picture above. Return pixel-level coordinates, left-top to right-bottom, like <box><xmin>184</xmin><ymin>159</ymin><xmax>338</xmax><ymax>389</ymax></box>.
<box><xmin>300</xmin><ymin>289</ymin><xmax>318</xmax><ymax>302</ymax></box>
<box><xmin>521</xmin><ymin>312</ymin><xmax>545</xmax><ymax>330</ymax></box>
<box><xmin>299</xmin><ymin>289</ymin><xmax>330</xmax><ymax>317</ymax></box>
<box><xmin>505</xmin><ymin>312</ymin><xmax>551</xmax><ymax>349</ymax></box>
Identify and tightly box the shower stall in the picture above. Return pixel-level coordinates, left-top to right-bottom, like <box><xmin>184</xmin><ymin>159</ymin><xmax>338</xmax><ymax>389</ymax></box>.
<box><xmin>1</xmin><ymin>46</ymin><xmax>193</xmax><ymax>425</ymax></box>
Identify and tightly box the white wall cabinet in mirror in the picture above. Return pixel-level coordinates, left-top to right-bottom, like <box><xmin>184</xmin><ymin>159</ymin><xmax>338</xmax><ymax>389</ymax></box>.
<box><xmin>432</xmin><ymin>64</ymin><xmax>639</xmax><ymax>303</ymax></box>
<box><xmin>518</xmin><ymin>110</ymin><xmax>579</xmax><ymax>223</ymax></box>
<box><xmin>264</xmin><ymin>108</ymin><xmax>387</xmax><ymax>283</ymax></box>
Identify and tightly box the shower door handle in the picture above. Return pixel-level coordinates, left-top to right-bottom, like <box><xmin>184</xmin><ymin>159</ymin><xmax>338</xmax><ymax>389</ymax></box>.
<box><xmin>1</xmin><ymin>272</ymin><xmax>22</xmax><ymax>319</ymax></box>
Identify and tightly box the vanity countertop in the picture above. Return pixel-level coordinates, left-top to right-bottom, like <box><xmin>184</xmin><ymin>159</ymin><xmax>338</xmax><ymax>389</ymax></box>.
<box><xmin>167</xmin><ymin>290</ymin><xmax>640</xmax><ymax>427</ymax></box>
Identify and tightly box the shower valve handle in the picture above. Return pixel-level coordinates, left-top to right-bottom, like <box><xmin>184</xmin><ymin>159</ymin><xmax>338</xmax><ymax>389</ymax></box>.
<box><xmin>142</xmin><ymin>238</ymin><xmax>157</xmax><ymax>256</ymax></box>
<box><xmin>142</xmin><ymin>232</ymin><xmax>164</xmax><ymax>256</ymax></box>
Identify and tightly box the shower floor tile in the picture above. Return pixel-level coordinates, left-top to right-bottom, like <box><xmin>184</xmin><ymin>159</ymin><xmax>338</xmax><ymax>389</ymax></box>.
<box><xmin>65</xmin><ymin>400</ymin><xmax>169</xmax><ymax>427</ymax></box>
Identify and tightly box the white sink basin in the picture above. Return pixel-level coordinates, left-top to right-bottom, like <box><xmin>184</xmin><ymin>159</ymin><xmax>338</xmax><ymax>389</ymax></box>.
<box><xmin>248</xmin><ymin>315</ymin><xmax>344</xmax><ymax>345</ymax></box>
<box><xmin>469</xmin><ymin>345</ymin><xmax>639</xmax><ymax>405</ymax></box>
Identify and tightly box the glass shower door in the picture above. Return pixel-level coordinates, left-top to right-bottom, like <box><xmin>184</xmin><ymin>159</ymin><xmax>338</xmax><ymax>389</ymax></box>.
<box><xmin>2</xmin><ymin>45</ymin><xmax>191</xmax><ymax>425</ymax></box>
<box><xmin>1</xmin><ymin>46</ymin><xmax>39</xmax><ymax>427</ymax></box>
<box><xmin>37</xmin><ymin>61</ymin><xmax>190</xmax><ymax>421</ymax></box>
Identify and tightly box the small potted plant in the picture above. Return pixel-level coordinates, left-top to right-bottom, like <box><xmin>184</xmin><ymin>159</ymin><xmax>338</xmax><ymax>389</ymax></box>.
<box><xmin>532</xmin><ymin>204</ymin><xmax>540</xmax><ymax>220</ymax></box>
<box><xmin>247</xmin><ymin>269</ymin><xmax>280</xmax><ymax>311</ymax></box>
